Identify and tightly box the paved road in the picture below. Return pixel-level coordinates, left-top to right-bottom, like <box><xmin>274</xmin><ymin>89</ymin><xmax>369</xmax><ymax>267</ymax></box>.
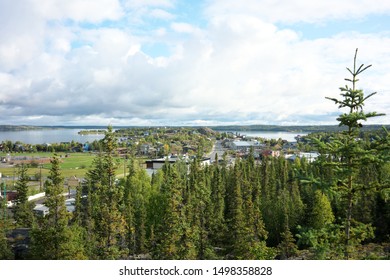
<box><xmin>208</xmin><ymin>140</ymin><xmax>226</xmax><ymax>162</ymax></box>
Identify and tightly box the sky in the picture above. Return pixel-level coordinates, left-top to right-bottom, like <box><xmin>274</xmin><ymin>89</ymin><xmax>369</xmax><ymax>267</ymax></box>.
<box><xmin>1</xmin><ymin>0</ymin><xmax>390</xmax><ymax>127</ymax></box>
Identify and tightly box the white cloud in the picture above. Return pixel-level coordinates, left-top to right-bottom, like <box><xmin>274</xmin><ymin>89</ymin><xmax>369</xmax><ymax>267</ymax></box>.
<box><xmin>161</xmin><ymin>15</ymin><xmax>390</xmax><ymax>124</ymax></box>
<box><xmin>149</xmin><ymin>9</ymin><xmax>176</xmax><ymax>20</ymax></box>
<box><xmin>205</xmin><ymin>0</ymin><xmax>390</xmax><ymax>24</ymax></box>
<box><xmin>0</xmin><ymin>0</ymin><xmax>389</xmax><ymax>126</ymax></box>
<box><xmin>32</xmin><ymin>0</ymin><xmax>123</xmax><ymax>23</ymax></box>
<box><xmin>121</xmin><ymin>0</ymin><xmax>177</xmax><ymax>27</ymax></box>
<box><xmin>123</xmin><ymin>0</ymin><xmax>174</xmax><ymax>9</ymax></box>
<box><xmin>0</xmin><ymin>1</ymin><xmax>45</xmax><ymax>72</ymax></box>
<box><xmin>171</xmin><ymin>22</ymin><xmax>202</xmax><ymax>34</ymax></box>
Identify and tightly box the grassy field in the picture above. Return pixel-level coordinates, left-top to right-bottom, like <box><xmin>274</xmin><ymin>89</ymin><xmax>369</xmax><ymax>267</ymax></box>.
<box><xmin>0</xmin><ymin>152</ymin><xmax>132</xmax><ymax>191</ymax></box>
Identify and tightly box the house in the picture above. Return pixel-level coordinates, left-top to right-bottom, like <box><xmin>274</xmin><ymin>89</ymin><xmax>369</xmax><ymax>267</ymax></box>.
<box><xmin>139</xmin><ymin>144</ymin><xmax>151</xmax><ymax>155</ymax></box>
<box><xmin>283</xmin><ymin>141</ymin><xmax>298</xmax><ymax>150</ymax></box>
<box><xmin>145</xmin><ymin>155</ymin><xmax>211</xmax><ymax>170</ymax></box>
<box><xmin>145</xmin><ymin>155</ymin><xmax>181</xmax><ymax>169</ymax></box>
<box><xmin>261</xmin><ymin>150</ymin><xmax>281</xmax><ymax>158</ymax></box>
<box><xmin>3</xmin><ymin>191</ymin><xmax>18</xmax><ymax>201</ymax></box>
<box><xmin>33</xmin><ymin>204</ymin><xmax>49</xmax><ymax>217</ymax></box>
<box><xmin>0</xmin><ymin>191</ymin><xmax>18</xmax><ymax>208</ymax></box>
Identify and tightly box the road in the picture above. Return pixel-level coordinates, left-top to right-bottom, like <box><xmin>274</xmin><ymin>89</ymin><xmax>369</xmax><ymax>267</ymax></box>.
<box><xmin>207</xmin><ymin>140</ymin><xmax>226</xmax><ymax>162</ymax></box>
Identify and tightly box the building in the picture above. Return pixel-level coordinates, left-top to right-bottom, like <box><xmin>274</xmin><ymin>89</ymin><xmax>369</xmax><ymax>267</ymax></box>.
<box><xmin>300</xmin><ymin>152</ymin><xmax>319</xmax><ymax>162</ymax></box>
<box><xmin>65</xmin><ymin>198</ymin><xmax>75</xmax><ymax>213</ymax></box>
<box><xmin>229</xmin><ymin>140</ymin><xmax>263</xmax><ymax>151</ymax></box>
<box><xmin>145</xmin><ymin>155</ymin><xmax>211</xmax><ymax>170</ymax></box>
<box><xmin>285</xmin><ymin>152</ymin><xmax>319</xmax><ymax>163</ymax></box>
<box><xmin>283</xmin><ymin>141</ymin><xmax>298</xmax><ymax>150</ymax></box>
<box><xmin>261</xmin><ymin>150</ymin><xmax>281</xmax><ymax>158</ymax></box>
<box><xmin>33</xmin><ymin>198</ymin><xmax>75</xmax><ymax>217</ymax></box>
<box><xmin>0</xmin><ymin>190</ymin><xmax>18</xmax><ymax>208</ymax></box>
<box><xmin>139</xmin><ymin>144</ymin><xmax>151</xmax><ymax>155</ymax></box>
<box><xmin>33</xmin><ymin>204</ymin><xmax>49</xmax><ymax>217</ymax></box>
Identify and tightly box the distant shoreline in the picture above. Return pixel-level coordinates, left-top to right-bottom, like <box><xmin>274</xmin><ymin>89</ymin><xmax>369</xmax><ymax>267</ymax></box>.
<box><xmin>1</xmin><ymin>124</ymin><xmax>389</xmax><ymax>133</ymax></box>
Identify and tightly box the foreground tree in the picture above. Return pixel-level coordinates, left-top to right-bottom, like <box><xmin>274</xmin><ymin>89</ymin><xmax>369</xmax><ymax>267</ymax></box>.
<box><xmin>30</xmin><ymin>156</ymin><xmax>86</xmax><ymax>259</ymax></box>
<box><xmin>83</xmin><ymin>126</ymin><xmax>127</xmax><ymax>259</ymax></box>
<box><xmin>152</xmin><ymin>164</ymin><xmax>184</xmax><ymax>259</ymax></box>
<box><xmin>313</xmin><ymin>49</ymin><xmax>387</xmax><ymax>259</ymax></box>
<box><xmin>0</xmin><ymin>221</ymin><xmax>13</xmax><ymax>259</ymax></box>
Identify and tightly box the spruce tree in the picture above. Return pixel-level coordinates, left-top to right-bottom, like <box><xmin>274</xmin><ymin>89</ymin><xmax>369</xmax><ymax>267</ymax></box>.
<box><xmin>84</xmin><ymin>126</ymin><xmax>127</xmax><ymax>259</ymax></box>
<box><xmin>30</xmin><ymin>156</ymin><xmax>69</xmax><ymax>259</ymax></box>
<box><xmin>186</xmin><ymin>158</ymin><xmax>212</xmax><ymax>259</ymax></box>
<box><xmin>123</xmin><ymin>159</ymin><xmax>150</xmax><ymax>256</ymax></box>
<box><xmin>309</xmin><ymin>190</ymin><xmax>335</xmax><ymax>230</ymax></box>
<box><xmin>13</xmin><ymin>164</ymin><xmax>34</xmax><ymax>227</ymax></box>
<box><xmin>209</xmin><ymin>161</ymin><xmax>227</xmax><ymax>249</ymax></box>
<box><xmin>278</xmin><ymin>214</ymin><xmax>298</xmax><ymax>260</ymax></box>
<box><xmin>226</xmin><ymin>162</ymin><xmax>247</xmax><ymax>259</ymax></box>
<box><xmin>313</xmin><ymin>49</ymin><xmax>386</xmax><ymax>259</ymax></box>
<box><xmin>153</xmin><ymin>164</ymin><xmax>186</xmax><ymax>259</ymax></box>
<box><xmin>30</xmin><ymin>156</ymin><xmax>86</xmax><ymax>259</ymax></box>
<box><xmin>225</xmin><ymin>160</ymin><xmax>272</xmax><ymax>259</ymax></box>
<box><xmin>0</xmin><ymin>221</ymin><xmax>13</xmax><ymax>259</ymax></box>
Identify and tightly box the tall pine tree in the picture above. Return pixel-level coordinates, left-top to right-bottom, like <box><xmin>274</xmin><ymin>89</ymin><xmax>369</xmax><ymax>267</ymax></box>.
<box><xmin>13</xmin><ymin>164</ymin><xmax>34</xmax><ymax>227</ymax></box>
<box><xmin>84</xmin><ymin>125</ymin><xmax>127</xmax><ymax>259</ymax></box>
<box><xmin>30</xmin><ymin>156</ymin><xmax>86</xmax><ymax>259</ymax></box>
<box><xmin>313</xmin><ymin>49</ymin><xmax>386</xmax><ymax>259</ymax></box>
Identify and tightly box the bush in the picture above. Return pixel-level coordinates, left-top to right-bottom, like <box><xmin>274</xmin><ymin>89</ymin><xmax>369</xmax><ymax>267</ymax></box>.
<box><xmin>30</xmin><ymin>160</ymin><xmax>39</xmax><ymax>168</ymax></box>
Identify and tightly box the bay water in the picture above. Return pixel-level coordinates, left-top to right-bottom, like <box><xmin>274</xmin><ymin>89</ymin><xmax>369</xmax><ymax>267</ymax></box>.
<box><xmin>0</xmin><ymin>129</ymin><xmax>306</xmax><ymax>145</ymax></box>
<box><xmin>0</xmin><ymin>129</ymin><xmax>104</xmax><ymax>144</ymax></box>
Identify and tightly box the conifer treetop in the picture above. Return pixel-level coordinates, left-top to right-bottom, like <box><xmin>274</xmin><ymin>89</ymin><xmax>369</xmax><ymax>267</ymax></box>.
<box><xmin>326</xmin><ymin>48</ymin><xmax>385</xmax><ymax>131</ymax></box>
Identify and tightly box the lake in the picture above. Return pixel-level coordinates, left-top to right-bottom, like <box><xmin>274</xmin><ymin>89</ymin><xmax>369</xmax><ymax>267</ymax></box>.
<box><xmin>0</xmin><ymin>128</ymin><xmax>307</xmax><ymax>144</ymax></box>
<box><xmin>0</xmin><ymin>129</ymin><xmax>105</xmax><ymax>144</ymax></box>
<box><xmin>222</xmin><ymin>131</ymin><xmax>307</xmax><ymax>142</ymax></box>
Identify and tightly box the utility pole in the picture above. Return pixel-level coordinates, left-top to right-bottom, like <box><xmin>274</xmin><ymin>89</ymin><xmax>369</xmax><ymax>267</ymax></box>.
<box><xmin>123</xmin><ymin>155</ymin><xmax>128</xmax><ymax>182</ymax></box>
<box><xmin>39</xmin><ymin>164</ymin><xmax>42</xmax><ymax>192</ymax></box>
<box><xmin>1</xmin><ymin>176</ymin><xmax>6</xmax><ymax>222</ymax></box>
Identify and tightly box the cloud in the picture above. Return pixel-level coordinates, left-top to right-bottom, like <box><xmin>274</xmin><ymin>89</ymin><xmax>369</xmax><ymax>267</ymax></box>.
<box><xmin>122</xmin><ymin>0</ymin><xmax>176</xmax><ymax>26</ymax></box>
<box><xmin>205</xmin><ymin>0</ymin><xmax>390</xmax><ymax>24</ymax></box>
<box><xmin>149</xmin><ymin>9</ymin><xmax>176</xmax><ymax>20</ymax></box>
<box><xmin>0</xmin><ymin>0</ymin><xmax>389</xmax><ymax>126</ymax></box>
<box><xmin>123</xmin><ymin>0</ymin><xmax>174</xmax><ymax>9</ymax></box>
<box><xmin>32</xmin><ymin>0</ymin><xmax>123</xmax><ymax>23</ymax></box>
<box><xmin>171</xmin><ymin>22</ymin><xmax>202</xmax><ymax>34</ymax></box>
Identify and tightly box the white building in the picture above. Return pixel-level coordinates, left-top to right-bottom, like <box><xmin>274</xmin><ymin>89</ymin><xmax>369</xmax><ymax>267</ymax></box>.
<box><xmin>285</xmin><ymin>152</ymin><xmax>319</xmax><ymax>163</ymax></box>
<box><xmin>33</xmin><ymin>204</ymin><xmax>49</xmax><ymax>217</ymax></box>
<box><xmin>146</xmin><ymin>155</ymin><xmax>211</xmax><ymax>170</ymax></box>
<box><xmin>230</xmin><ymin>140</ymin><xmax>263</xmax><ymax>151</ymax></box>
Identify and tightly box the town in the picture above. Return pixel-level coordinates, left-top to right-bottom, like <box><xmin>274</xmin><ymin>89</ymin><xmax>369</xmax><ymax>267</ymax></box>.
<box><xmin>0</xmin><ymin>126</ymin><xmax>316</xmax><ymax>197</ymax></box>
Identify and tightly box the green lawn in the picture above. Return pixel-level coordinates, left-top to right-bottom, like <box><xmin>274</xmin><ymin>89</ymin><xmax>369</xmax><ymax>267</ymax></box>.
<box><xmin>0</xmin><ymin>152</ymin><xmax>131</xmax><ymax>188</ymax></box>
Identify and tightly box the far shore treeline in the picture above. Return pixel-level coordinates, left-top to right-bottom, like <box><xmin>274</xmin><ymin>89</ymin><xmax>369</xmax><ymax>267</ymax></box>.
<box><xmin>1</xmin><ymin>124</ymin><xmax>390</xmax><ymax>133</ymax></box>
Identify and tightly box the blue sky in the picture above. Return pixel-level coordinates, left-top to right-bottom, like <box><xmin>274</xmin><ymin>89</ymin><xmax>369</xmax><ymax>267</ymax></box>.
<box><xmin>280</xmin><ymin>15</ymin><xmax>390</xmax><ymax>40</ymax></box>
<box><xmin>0</xmin><ymin>0</ymin><xmax>389</xmax><ymax>126</ymax></box>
